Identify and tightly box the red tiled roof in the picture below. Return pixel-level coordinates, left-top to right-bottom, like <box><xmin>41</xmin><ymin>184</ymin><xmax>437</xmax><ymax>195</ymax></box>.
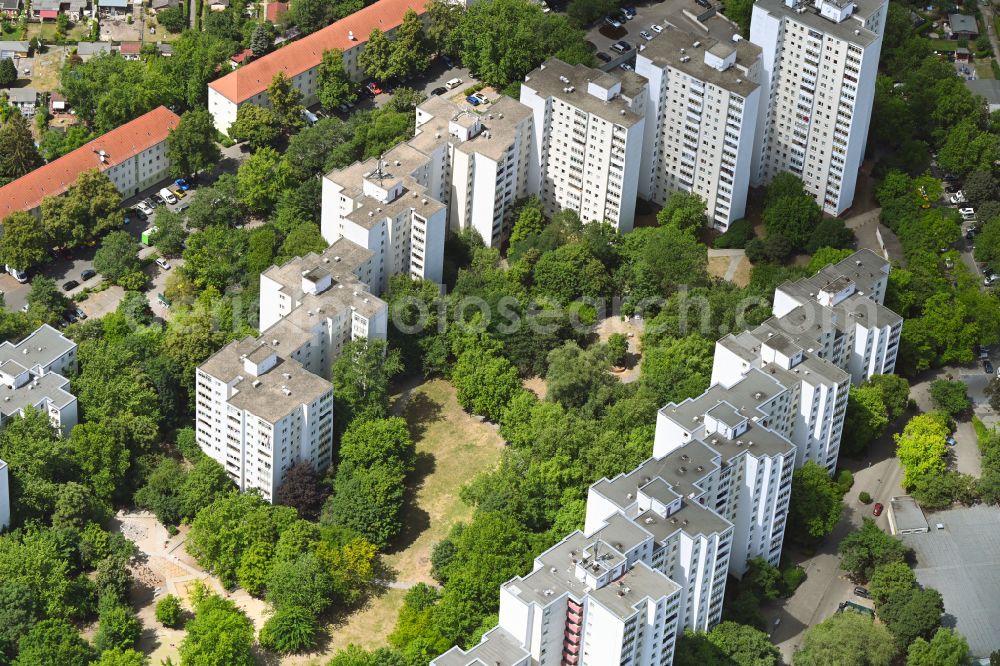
<box><xmin>265</xmin><ymin>1</ymin><xmax>287</xmax><ymax>22</ymax></box>
<box><xmin>119</xmin><ymin>41</ymin><xmax>141</xmax><ymax>54</ymax></box>
<box><xmin>0</xmin><ymin>106</ymin><xmax>180</xmax><ymax>220</ymax></box>
<box><xmin>230</xmin><ymin>48</ymin><xmax>253</xmax><ymax>64</ymax></box>
<box><xmin>208</xmin><ymin>0</ymin><xmax>426</xmax><ymax>104</ymax></box>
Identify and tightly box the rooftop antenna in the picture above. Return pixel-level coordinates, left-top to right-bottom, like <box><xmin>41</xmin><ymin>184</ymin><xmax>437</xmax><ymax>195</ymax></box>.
<box><xmin>372</xmin><ymin>153</ymin><xmax>388</xmax><ymax>184</ymax></box>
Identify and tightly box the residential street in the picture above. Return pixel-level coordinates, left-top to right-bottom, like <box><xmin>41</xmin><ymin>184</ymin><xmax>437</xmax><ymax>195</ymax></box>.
<box><xmin>762</xmin><ymin>357</ymin><xmax>994</xmax><ymax>662</ymax></box>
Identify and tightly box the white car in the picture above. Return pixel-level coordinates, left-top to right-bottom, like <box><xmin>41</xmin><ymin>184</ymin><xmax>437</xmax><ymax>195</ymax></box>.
<box><xmin>445</xmin><ymin>77</ymin><xmax>463</xmax><ymax>89</ymax></box>
<box><xmin>155</xmin><ymin>258</ymin><xmax>171</xmax><ymax>270</ymax></box>
<box><xmin>960</xmin><ymin>207</ymin><xmax>976</xmax><ymax>219</ymax></box>
<box><xmin>136</xmin><ymin>200</ymin><xmax>155</xmax><ymax>217</ymax></box>
<box><xmin>950</xmin><ymin>191</ymin><xmax>967</xmax><ymax>204</ymax></box>
<box><xmin>651</xmin><ymin>23</ymin><xmax>663</xmax><ymax>33</ymax></box>
<box><xmin>640</xmin><ymin>30</ymin><xmax>653</xmax><ymax>41</ymax></box>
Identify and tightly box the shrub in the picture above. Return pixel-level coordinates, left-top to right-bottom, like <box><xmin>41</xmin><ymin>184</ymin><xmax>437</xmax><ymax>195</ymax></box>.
<box><xmin>258</xmin><ymin>607</ymin><xmax>318</xmax><ymax>654</ymax></box>
<box><xmin>836</xmin><ymin>470</ymin><xmax>854</xmax><ymax>495</ymax></box>
<box><xmin>714</xmin><ymin>219</ymin><xmax>755</xmax><ymax>249</ymax></box>
<box><xmin>155</xmin><ymin>594</ymin><xmax>183</xmax><ymax>628</ymax></box>
<box><xmin>781</xmin><ymin>564</ymin><xmax>807</xmax><ymax>595</ymax></box>
<box><xmin>859</xmin><ymin>491</ymin><xmax>873</xmax><ymax>504</ymax></box>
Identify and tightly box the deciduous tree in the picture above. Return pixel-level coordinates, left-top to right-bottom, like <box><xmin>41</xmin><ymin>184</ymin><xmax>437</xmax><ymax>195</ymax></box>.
<box><xmin>167</xmin><ymin>109</ymin><xmax>221</xmax><ymax>179</ymax></box>
<box><xmin>838</xmin><ymin>518</ymin><xmax>909</xmax><ymax>581</ymax></box>
<box><xmin>317</xmin><ymin>49</ymin><xmax>357</xmax><ymax>111</ymax></box>
<box><xmin>793</xmin><ymin>611</ymin><xmax>896</xmax><ymax>666</ymax></box>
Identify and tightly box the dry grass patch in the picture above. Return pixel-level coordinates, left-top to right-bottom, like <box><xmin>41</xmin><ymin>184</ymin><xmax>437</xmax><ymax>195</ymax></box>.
<box><xmin>384</xmin><ymin>378</ymin><xmax>505</xmax><ymax>585</ymax></box>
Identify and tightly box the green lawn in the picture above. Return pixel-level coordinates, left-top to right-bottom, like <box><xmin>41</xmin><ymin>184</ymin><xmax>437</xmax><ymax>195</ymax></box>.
<box><xmin>926</xmin><ymin>38</ymin><xmax>958</xmax><ymax>52</ymax></box>
<box><xmin>25</xmin><ymin>22</ymin><xmax>91</xmax><ymax>42</ymax></box>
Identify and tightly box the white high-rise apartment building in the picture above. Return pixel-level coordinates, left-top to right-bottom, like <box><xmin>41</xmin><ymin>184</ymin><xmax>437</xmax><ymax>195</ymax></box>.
<box><xmin>415</xmin><ymin>96</ymin><xmax>535</xmax><ymax>247</ymax></box>
<box><xmin>321</xmin><ymin>155</ymin><xmax>448</xmax><ymax>295</ymax></box>
<box><xmin>749</xmin><ymin>0</ymin><xmax>887</xmax><ymax>215</ymax></box>
<box><xmin>432</xmin><ymin>251</ymin><xmax>903</xmax><ymax>666</ymax></box>
<box><xmin>195</xmin><ymin>338</ymin><xmax>334</xmax><ymax>503</ymax></box>
<box><xmin>636</xmin><ymin>26</ymin><xmax>762</xmax><ymax>230</ymax></box>
<box><xmin>197</xmin><ymin>237</ymin><xmax>388</xmax><ymax>501</ymax></box>
<box><xmin>435</xmin><ymin>512</ymin><xmax>683</xmax><ymax>666</ymax></box>
<box><xmin>258</xmin><ymin>238</ymin><xmax>388</xmax><ymax>379</ymax></box>
<box><xmin>520</xmin><ymin>59</ymin><xmax>647</xmax><ymax>233</ymax></box>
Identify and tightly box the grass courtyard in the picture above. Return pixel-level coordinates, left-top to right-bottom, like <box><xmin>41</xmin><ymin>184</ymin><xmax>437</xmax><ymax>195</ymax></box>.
<box><xmin>322</xmin><ymin>378</ymin><xmax>506</xmax><ymax>655</ymax></box>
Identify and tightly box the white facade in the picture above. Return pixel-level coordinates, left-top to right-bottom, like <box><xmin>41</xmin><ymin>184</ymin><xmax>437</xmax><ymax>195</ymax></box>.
<box><xmin>749</xmin><ymin>0</ymin><xmax>887</xmax><ymax>215</ymax></box>
<box><xmin>258</xmin><ymin>238</ymin><xmax>388</xmax><ymax>378</ymax></box>
<box><xmin>433</xmin><ymin>251</ymin><xmax>904</xmax><ymax>666</ymax></box>
<box><xmin>195</xmin><ymin>339</ymin><xmax>335</xmax><ymax>503</ymax></box>
<box><xmin>321</xmin><ymin>162</ymin><xmax>447</xmax><ymax>294</ymax></box>
<box><xmin>0</xmin><ymin>324</ymin><xmax>78</xmax><ymax>435</ymax></box>
<box><xmin>636</xmin><ymin>31</ymin><xmax>762</xmax><ymax>230</ymax></box>
<box><xmin>206</xmin><ymin>0</ymin><xmax>427</xmax><ymax>133</ymax></box>
<box><xmin>520</xmin><ymin>59</ymin><xmax>646</xmax><ymax>233</ymax></box>
<box><xmin>0</xmin><ymin>458</ymin><xmax>9</xmax><ymax>532</ymax></box>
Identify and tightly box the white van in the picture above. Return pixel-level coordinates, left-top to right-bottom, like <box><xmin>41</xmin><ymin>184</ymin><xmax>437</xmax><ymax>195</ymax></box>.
<box><xmin>446</xmin><ymin>77</ymin><xmax>463</xmax><ymax>89</ymax></box>
<box><xmin>158</xmin><ymin>187</ymin><xmax>177</xmax><ymax>205</ymax></box>
<box><xmin>5</xmin><ymin>265</ymin><xmax>27</xmax><ymax>283</ymax></box>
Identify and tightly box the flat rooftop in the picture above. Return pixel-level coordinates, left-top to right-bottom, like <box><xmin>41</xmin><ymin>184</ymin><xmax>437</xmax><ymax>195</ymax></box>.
<box><xmin>888</xmin><ymin>495</ymin><xmax>928</xmax><ymax>534</ymax></box>
<box><xmin>431</xmin><ymin>627</ymin><xmax>529</xmax><ymax>666</ymax></box>
<box><xmin>523</xmin><ymin>58</ymin><xmax>644</xmax><ymax>129</ymax></box>
<box><xmin>901</xmin><ymin>505</ymin><xmax>1000</xmax><ymax>658</ymax></box>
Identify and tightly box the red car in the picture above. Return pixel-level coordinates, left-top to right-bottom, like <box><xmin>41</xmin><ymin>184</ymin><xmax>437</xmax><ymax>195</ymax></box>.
<box><xmin>872</xmin><ymin>502</ymin><xmax>884</xmax><ymax>517</ymax></box>
<box><xmin>366</xmin><ymin>82</ymin><xmax>382</xmax><ymax>95</ymax></box>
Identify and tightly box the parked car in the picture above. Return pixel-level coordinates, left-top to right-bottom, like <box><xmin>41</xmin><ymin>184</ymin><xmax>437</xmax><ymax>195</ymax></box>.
<box><xmin>985</xmin><ymin>360</ymin><xmax>994</xmax><ymax>375</ymax></box>
<box><xmin>174</xmin><ymin>178</ymin><xmax>191</xmax><ymax>192</ymax></box>
<box><xmin>945</xmin><ymin>435</ymin><xmax>957</xmax><ymax>447</ymax></box>
<box><xmin>960</xmin><ymin>207</ymin><xmax>976</xmax><ymax>219</ymax></box>
<box><xmin>136</xmin><ymin>200</ymin><xmax>154</xmax><ymax>216</ymax></box>
<box><xmin>62</xmin><ymin>279</ymin><xmax>79</xmax><ymax>291</ymax></box>
<box><xmin>158</xmin><ymin>188</ymin><xmax>177</xmax><ymax>205</ymax></box>
<box><xmin>619</xmin><ymin>62</ymin><xmax>633</xmax><ymax>71</ymax></box>
<box><xmin>466</xmin><ymin>95</ymin><xmax>481</xmax><ymax>106</ymax></box>
<box><xmin>430</xmin><ymin>86</ymin><xmax>448</xmax><ymax>96</ymax></box>
<box><xmin>872</xmin><ymin>502</ymin><xmax>884</xmax><ymax>516</ymax></box>
<box><xmin>604</xmin><ymin>15</ymin><xmax>622</xmax><ymax>28</ymax></box>
<box><xmin>640</xmin><ymin>30</ymin><xmax>653</xmax><ymax>40</ymax></box>
<box><xmin>81</xmin><ymin>268</ymin><xmax>97</xmax><ymax>281</ymax></box>
<box><xmin>950</xmin><ymin>191</ymin><xmax>967</xmax><ymax>204</ymax></box>
<box><xmin>595</xmin><ymin>51</ymin><xmax>612</xmax><ymax>62</ymax></box>
<box><xmin>853</xmin><ymin>586</ymin><xmax>870</xmax><ymax>598</ymax></box>
<box><xmin>73</xmin><ymin>307</ymin><xmax>87</xmax><ymax>321</ymax></box>
<box><xmin>651</xmin><ymin>23</ymin><xmax>663</xmax><ymax>33</ymax></box>
<box><xmin>611</xmin><ymin>40</ymin><xmax>632</xmax><ymax>54</ymax></box>
<box><xmin>985</xmin><ymin>274</ymin><xmax>999</xmax><ymax>287</ymax></box>
<box><xmin>446</xmin><ymin>77</ymin><xmax>463</xmax><ymax>89</ymax></box>
<box><xmin>622</xmin><ymin>6</ymin><xmax>636</xmax><ymax>18</ymax></box>
<box><xmin>131</xmin><ymin>206</ymin><xmax>147</xmax><ymax>222</ymax></box>
<box><xmin>156</xmin><ymin>258</ymin><xmax>171</xmax><ymax>270</ymax></box>
<box><xmin>366</xmin><ymin>82</ymin><xmax>382</xmax><ymax>95</ymax></box>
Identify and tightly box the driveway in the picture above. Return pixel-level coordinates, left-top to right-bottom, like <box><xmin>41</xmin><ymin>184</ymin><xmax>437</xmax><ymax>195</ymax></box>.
<box><xmin>762</xmin><ymin>433</ymin><xmax>906</xmax><ymax>662</ymax></box>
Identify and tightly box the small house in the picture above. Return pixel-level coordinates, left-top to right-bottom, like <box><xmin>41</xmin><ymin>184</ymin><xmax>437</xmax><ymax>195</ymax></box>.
<box><xmin>0</xmin><ymin>41</ymin><xmax>29</xmax><ymax>60</ymax></box>
<box><xmin>118</xmin><ymin>41</ymin><xmax>141</xmax><ymax>60</ymax></box>
<box><xmin>949</xmin><ymin>13</ymin><xmax>978</xmax><ymax>39</ymax></box>
<box><xmin>0</xmin><ymin>0</ymin><xmax>21</xmax><ymax>19</ymax></box>
<box><xmin>97</xmin><ymin>0</ymin><xmax>129</xmax><ymax>17</ymax></box>
<box><xmin>229</xmin><ymin>47</ymin><xmax>253</xmax><ymax>68</ymax></box>
<box><xmin>76</xmin><ymin>41</ymin><xmax>113</xmax><ymax>60</ymax></box>
<box><xmin>49</xmin><ymin>91</ymin><xmax>68</xmax><ymax>114</ymax></box>
<box><xmin>3</xmin><ymin>87</ymin><xmax>38</xmax><ymax>117</ymax></box>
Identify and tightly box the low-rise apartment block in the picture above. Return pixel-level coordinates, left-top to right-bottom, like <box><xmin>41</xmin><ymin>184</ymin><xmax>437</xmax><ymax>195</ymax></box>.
<box><xmin>749</xmin><ymin>0</ymin><xmax>887</xmax><ymax>215</ymax></box>
<box><xmin>520</xmin><ymin>59</ymin><xmax>647</xmax><ymax>233</ymax></box>
<box><xmin>0</xmin><ymin>106</ymin><xmax>180</xmax><ymax>220</ymax></box>
<box><xmin>0</xmin><ymin>324</ymin><xmax>78</xmax><ymax>435</ymax></box>
<box><xmin>433</xmin><ymin>251</ymin><xmax>903</xmax><ymax>665</ymax></box>
<box><xmin>206</xmin><ymin>0</ymin><xmax>426</xmax><ymax>133</ymax></box>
